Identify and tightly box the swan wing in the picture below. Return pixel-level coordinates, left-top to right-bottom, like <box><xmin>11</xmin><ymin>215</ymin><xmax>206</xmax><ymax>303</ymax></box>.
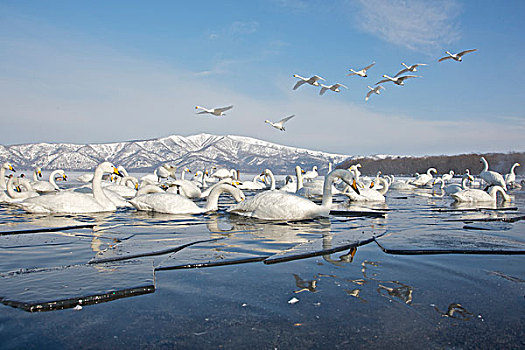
<box><xmin>293</xmin><ymin>80</ymin><xmax>307</xmax><ymax>90</ymax></box>
<box><xmin>365</xmin><ymin>90</ymin><xmax>374</xmax><ymax>101</ymax></box>
<box><xmin>458</xmin><ymin>49</ymin><xmax>477</xmax><ymax>57</ymax></box>
<box><xmin>278</xmin><ymin>115</ymin><xmax>295</xmax><ymax>124</ymax></box>
<box><xmin>319</xmin><ymin>87</ymin><xmax>328</xmax><ymax>95</ymax></box>
<box><xmin>130</xmin><ymin>193</ymin><xmax>203</xmax><ymax>214</ymax></box>
<box><xmin>18</xmin><ymin>192</ymin><xmax>110</xmax><ymax>214</ymax></box>
<box><xmin>375</xmin><ymin>78</ymin><xmax>389</xmax><ymax>85</ymax></box>
<box><xmin>216</xmin><ymin>105</ymin><xmax>233</xmax><ymax>113</ymax></box>
<box><xmin>438</xmin><ymin>56</ymin><xmax>452</xmax><ymax>62</ymax></box>
<box><xmin>398</xmin><ymin>75</ymin><xmax>420</xmax><ymax>81</ymax></box>
<box><xmin>394</xmin><ymin>68</ymin><xmax>409</xmax><ymax>77</ymax></box>
<box><xmin>346</xmin><ymin>71</ymin><xmax>357</xmax><ymax>76</ymax></box>
<box><xmin>363</xmin><ymin>62</ymin><xmax>375</xmax><ymax>71</ymax></box>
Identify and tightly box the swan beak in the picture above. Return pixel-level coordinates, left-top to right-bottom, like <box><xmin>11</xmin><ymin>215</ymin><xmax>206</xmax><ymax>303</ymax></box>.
<box><xmin>63</xmin><ymin>174</ymin><xmax>68</xmax><ymax>181</ymax></box>
<box><xmin>15</xmin><ymin>186</ymin><xmax>21</xmax><ymax>193</ymax></box>
<box><xmin>38</xmin><ymin>171</ymin><xmax>42</xmax><ymax>178</ymax></box>
<box><xmin>113</xmin><ymin>167</ymin><xmax>123</xmax><ymax>177</ymax></box>
<box><xmin>135</xmin><ymin>183</ymin><xmax>139</xmax><ymax>190</ymax></box>
<box><xmin>351</xmin><ymin>180</ymin><xmax>360</xmax><ymax>195</ymax></box>
<box><xmin>369</xmin><ymin>181</ymin><xmax>374</xmax><ymax>188</ymax></box>
<box><xmin>301</xmin><ymin>170</ymin><xmax>305</xmax><ymax>174</ymax></box>
<box><xmin>9</xmin><ymin>166</ymin><xmax>15</xmax><ymax>172</ymax></box>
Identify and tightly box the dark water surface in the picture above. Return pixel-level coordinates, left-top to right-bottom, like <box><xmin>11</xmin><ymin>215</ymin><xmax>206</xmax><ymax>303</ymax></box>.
<box><xmin>0</xmin><ymin>176</ymin><xmax>524</xmax><ymax>349</ymax></box>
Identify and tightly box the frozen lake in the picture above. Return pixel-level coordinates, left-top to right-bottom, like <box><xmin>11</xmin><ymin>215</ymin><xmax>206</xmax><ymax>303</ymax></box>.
<box><xmin>0</xmin><ymin>172</ymin><xmax>524</xmax><ymax>348</ymax></box>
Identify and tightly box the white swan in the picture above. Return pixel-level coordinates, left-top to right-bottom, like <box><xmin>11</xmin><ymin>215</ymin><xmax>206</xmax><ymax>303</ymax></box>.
<box><xmin>479</xmin><ymin>157</ymin><xmax>507</xmax><ymax>190</ymax></box>
<box><xmin>296</xmin><ymin>165</ymin><xmax>327</xmax><ymax>198</ymax></box>
<box><xmin>103</xmin><ymin>176</ymin><xmax>139</xmax><ymax>198</ymax></box>
<box><xmin>16</xmin><ymin>162</ymin><xmax>123</xmax><ymax>214</ymax></box>
<box><xmin>438</xmin><ymin>49</ymin><xmax>477</xmax><ymax>62</ymax></box>
<box><xmin>394</xmin><ymin>63</ymin><xmax>427</xmax><ymax>77</ymax></box>
<box><xmin>227</xmin><ymin>169</ymin><xmax>357</xmax><ymax>221</ymax></box>
<box><xmin>376</xmin><ymin>74</ymin><xmax>420</xmax><ymax>86</ymax></box>
<box><xmin>279</xmin><ymin>175</ymin><xmax>296</xmax><ymax>193</ymax></box>
<box><xmin>129</xmin><ymin>183</ymin><xmax>244</xmax><ymax>214</ymax></box>
<box><xmin>343</xmin><ymin>177</ymin><xmax>389</xmax><ymax>202</ymax></box>
<box><xmin>31</xmin><ymin>167</ymin><xmax>43</xmax><ymax>181</ymax></box>
<box><xmin>365</xmin><ymin>85</ymin><xmax>385</xmax><ymax>101</ymax></box>
<box><xmin>451</xmin><ymin>186</ymin><xmax>510</xmax><ymax>203</ymax></box>
<box><xmin>195</xmin><ymin>105</ymin><xmax>233</xmax><ymax>116</ymax></box>
<box><xmin>0</xmin><ymin>177</ymin><xmax>39</xmax><ymax>203</ymax></box>
<box><xmin>347</xmin><ymin>62</ymin><xmax>375</xmax><ymax>77</ymax></box>
<box><xmin>303</xmin><ymin>166</ymin><xmax>319</xmax><ymax>182</ymax></box>
<box><xmin>434</xmin><ymin>172</ymin><xmax>474</xmax><ymax>195</ymax></box>
<box><xmin>441</xmin><ymin>170</ymin><xmax>455</xmax><ymax>183</ymax></box>
<box><xmin>31</xmin><ymin>169</ymin><xmax>67</xmax><ymax>193</ymax></box>
<box><xmin>237</xmin><ymin>174</ymin><xmax>266</xmax><ymax>190</ymax></box>
<box><xmin>292</xmin><ymin>74</ymin><xmax>325</xmax><ymax>90</ymax></box>
<box><xmin>0</xmin><ymin>162</ymin><xmax>16</xmax><ymax>190</ymax></box>
<box><xmin>388</xmin><ymin>175</ymin><xmax>415</xmax><ymax>190</ymax></box>
<box><xmin>411</xmin><ymin>168</ymin><xmax>437</xmax><ymax>186</ymax></box>
<box><xmin>319</xmin><ymin>83</ymin><xmax>347</xmax><ymax>95</ymax></box>
<box><xmin>505</xmin><ymin>163</ymin><xmax>520</xmax><ymax>185</ymax></box>
<box><xmin>265</xmin><ymin>115</ymin><xmax>295</xmax><ymax>131</ymax></box>
<box><xmin>166</xmin><ymin>168</ymin><xmax>203</xmax><ymax>199</ymax></box>
<box><xmin>211</xmin><ymin>168</ymin><xmax>237</xmax><ymax>180</ymax></box>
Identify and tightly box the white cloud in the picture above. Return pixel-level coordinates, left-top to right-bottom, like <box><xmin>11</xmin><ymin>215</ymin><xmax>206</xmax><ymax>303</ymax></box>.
<box><xmin>352</xmin><ymin>0</ymin><xmax>462</xmax><ymax>53</ymax></box>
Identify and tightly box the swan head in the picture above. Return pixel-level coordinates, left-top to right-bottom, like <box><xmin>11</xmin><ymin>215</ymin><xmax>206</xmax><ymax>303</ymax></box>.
<box><xmin>3</xmin><ymin>162</ymin><xmax>15</xmax><ymax>172</ymax></box>
<box><xmin>99</xmin><ymin>161</ymin><xmax>123</xmax><ymax>177</ymax></box>
<box><xmin>264</xmin><ymin>120</ymin><xmax>270</xmax><ymax>124</ymax></box>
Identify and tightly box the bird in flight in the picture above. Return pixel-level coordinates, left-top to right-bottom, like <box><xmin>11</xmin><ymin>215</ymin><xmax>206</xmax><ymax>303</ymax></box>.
<box><xmin>376</xmin><ymin>74</ymin><xmax>420</xmax><ymax>86</ymax></box>
<box><xmin>195</xmin><ymin>105</ymin><xmax>233</xmax><ymax>116</ymax></box>
<box><xmin>265</xmin><ymin>115</ymin><xmax>295</xmax><ymax>131</ymax></box>
<box><xmin>365</xmin><ymin>85</ymin><xmax>385</xmax><ymax>101</ymax></box>
<box><xmin>394</xmin><ymin>63</ymin><xmax>427</xmax><ymax>77</ymax></box>
<box><xmin>438</xmin><ymin>49</ymin><xmax>477</xmax><ymax>62</ymax></box>
<box><xmin>319</xmin><ymin>83</ymin><xmax>348</xmax><ymax>96</ymax></box>
<box><xmin>347</xmin><ymin>62</ymin><xmax>375</xmax><ymax>77</ymax></box>
<box><xmin>292</xmin><ymin>74</ymin><xmax>325</xmax><ymax>90</ymax></box>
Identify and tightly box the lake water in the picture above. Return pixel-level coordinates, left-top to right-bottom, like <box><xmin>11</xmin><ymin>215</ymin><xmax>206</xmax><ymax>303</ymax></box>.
<box><xmin>0</xmin><ymin>172</ymin><xmax>524</xmax><ymax>349</ymax></box>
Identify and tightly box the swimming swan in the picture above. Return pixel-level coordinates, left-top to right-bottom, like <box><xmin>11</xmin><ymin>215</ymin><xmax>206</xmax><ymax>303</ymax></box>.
<box><xmin>16</xmin><ymin>162</ymin><xmax>123</xmax><ymax>214</ymax></box>
<box><xmin>129</xmin><ymin>183</ymin><xmax>245</xmax><ymax>214</ymax></box>
<box><xmin>479</xmin><ymin>157</ymin><xmax>507</xmax><ymax>190</ymax></box>
<box><xmin>31</xmin><ymin>169</ymin><xmax>67</xmax><ymax>193</ymax></box>
<box><xmin>451</xmin><ymin>186</ymin><xmax>511</xmax><ymax>203</ymax></box>
<box><xmin>0</xmin><ymin>162</ymin><xmax>16</xmax><ymax>190</ymax></box>
<box><xmin>227</xmin><ymin>169</ymin><xmax>358</xmax><ymax>221</ymax></box>
<box><xmin>411</xmin><ymin>168</ymin><xmax>437</xmax><ymax>186</ymax></box>
<box><xmin>505</xmin><ymin>163</ymin><xmax>520</xmax><ymax>185</ymax></box>
<box><xmin>0</xmin><ymin>177</ymin><xmax>39</xmax><ymax>203</ymax></box>
<box><xmin>343</xmin><ymin>177</ymin><xmax>389</xmax><ymax>202</ymax></box>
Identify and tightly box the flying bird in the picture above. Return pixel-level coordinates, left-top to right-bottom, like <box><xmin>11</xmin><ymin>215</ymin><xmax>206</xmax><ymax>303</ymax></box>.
<box><xmin>376</xmin><ymin>75</ymin><xmax>420</xmax><ymax>86</ymax></box>
<box><xmin>394</xmin><ymin>63</ymin><xmax>427</xmax><ymax>77</ymax></box>
<box><xmin>319</xmin><ymin>83</ymin><xmax>347</xmax><ymax>96</ymax></box>
<box><xmin>365</xmin><ymin>85</ymin><xmax>385</xmax><ymax>101</ymax></box>
<box><xmin>265</xmin><ymin>115</ymin><xmax>295</xmax><ymax>131</ymax></box>
<box><xmin>195</xmin><ymin>105</ymin><xmax>233</xmax><ymax>116</ymax></box>
<box><xmin>292</xmin><ymin>74</ymin><xmax>325</xmax><ymax>90</ymax></box>
<box><xmin>438</xmin><ymin>49</ymin><xmax>477</xmax><ymax>62</ymax></box>
<box><xmin>347</xmin><ymin>62</ymin><xmax>375</xmax><ymax>77</ymax></box>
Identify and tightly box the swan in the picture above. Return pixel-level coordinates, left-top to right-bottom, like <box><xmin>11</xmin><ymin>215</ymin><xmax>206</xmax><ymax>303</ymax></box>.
<box><xmin>376</xmin><ymin>74</ymin><xmax>420</xmax><ymax>86</ymax></box>
<box><xmin>365</xmin><ymin>85</ymin><xmax>385</xmax><ymax>101</ymax></box>
<box><xmin>211</xmin><ymin>168</ymin><xmax>237</xmax><ymax>180</ymax></box>
<box><xmin>265</xmin><ymin>115</ymin><xmax>295</xmax><ymax>131</ymax></box>
<box><xmin>347</xmin><ymin>62</ymin><xmax>375</xmax><ymax>77</ymax></box>
<box><xmin>438</xmin><ymin>49</ymin><xmax>477</xmax><ymax>62</ymax></box>
<box><xmin>434</xmin><ymin>173</ymin><xmax>474</xmax><ymax>195</ymax></box>
<box><xmin>319</xmin><ymin>83</ymin><xmax>347</xmax><ymax>95</ymax></box>
<box><xmin>31</xmin><ymin>169</ymin><xmax>67</xmax><ymax>193</ymax></box>
<box><xmin>227</xmin><ymin>169</ymin><xmax>358</xmax><ymax>221</ymax></box>
<box><xmin>292</xmin><ymin>74</ymin><xmax>325</xmax><ymax>90</ymax></box>
<box><xmin>303</xmin><ymin>166</ymin><xmax>319</xmax><ymax>182</ymax></box>
<box><xmin>16</xmin><ymin>162</ymin><xmax>123</xmax><ymax>214</ymax></box>
<box><xmin>451</xmin><ymin>186</ymin><xmax>511</xmax><ymax>203</ymax></box>
<box><xmin>0</xmin><ymin>162</ymin><xmax>16</xmax><ymax>190</ymax></box>
<box><xmin>195</xmin><ymin>105</ymin><xmax>233</xmax><ymax>116</ymax></box>
<box><xmin>479</xmin><ymin>157</ymin><xmax>507</xmax><ymax>190</ymax></box>
<box><xmin>237</xmin><ymin>174</ymin><xmax>266</xmax><ymax>190</ymax></box>
<box><xmin>31</xmin><ymin>167</ymin><xmax>43</xmax><ymax>181</ymax></box>
<box><xmin>129</xmin><ymin>183</ymin><xmax>244</xmax><ymax>214</ymax></box>
<box><xmin>388</xmin><ymin>175</ymin><xmax>415</xmax><ymax>190</ymax></box>
<box><xmin>394</xmin><ymin>63</ymin><xmax>427</xmax><ymax>77</ymax></box>
<box><xmin>295</xmin><ymin>165</ymin><xmax>329</xmax><ymax>198</ymax></box>
<box><xmin>103</xmin><ymin>176</ymin><xmax>139</xmax><ymax>198</ymax></box>
<box><xmin>166</xmin><ymin>168</ymin><xmax>203</xmax><ymax>199</ymax></box>
<box><xmin>343</xmin><ymin>177</ymin><xmax>389</xmax><ymax>202</ymax></box>
<box><xmin>505</xmin><ymin>163</ymin><xmax>520</xmax><ymax>185</ymax></box>
<box><xmin>0</xmin><ymin>177</ymin><xmax>39</xmax><ymax>203</ymax></box>
<box><xmin>441</xmin><ymin>170</ymin><xmax>455</xmax><ymax>183</ymax></box>
<box><xmin>411</xmin><ymin>168</ymin><xmax>437</xmax><ymax>186</ymax></box>
<box><xmin>279</xmin><ymin>175</ymin><xmax>296</xmax><ymax>193</ymax></box>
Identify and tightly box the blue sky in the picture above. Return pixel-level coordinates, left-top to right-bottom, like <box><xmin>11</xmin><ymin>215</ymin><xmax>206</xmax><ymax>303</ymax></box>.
<box><xmin>0</xmin><ymin>0</ymin><xmax>524</xmax><ymax>156</ymax></box>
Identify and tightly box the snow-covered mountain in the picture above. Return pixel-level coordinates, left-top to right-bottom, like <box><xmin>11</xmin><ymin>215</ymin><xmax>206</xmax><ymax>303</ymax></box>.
<box><xmin>0</xmin><ymin>133</ymin><xmax>354</xmax><ymax>174</ymax></box>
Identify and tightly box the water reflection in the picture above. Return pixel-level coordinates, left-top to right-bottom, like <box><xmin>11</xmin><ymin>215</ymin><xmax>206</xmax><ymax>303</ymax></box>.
<box><xmin>431</xmin><ymin>303</ymin><xmax>474</xmax><ymax>320</ymax></box>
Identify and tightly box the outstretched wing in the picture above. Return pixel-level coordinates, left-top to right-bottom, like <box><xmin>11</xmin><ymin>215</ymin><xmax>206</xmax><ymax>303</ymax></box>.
<box><xmin>335</xmin><ymin>83</ymin><xmax>348</xmax><ymax>89</ymax></box>
<box><xmin>438</xmin><ymin>56</ymin><xmax>452</xmax><ymax>62</ymax></box>
<box><xmin>278</xmin><ymin>115</ymin><xmax>295</xmax><ymax>124</ymax></box>
<box><xmin>394</xmin><ymin>68</ymin><xmax>409</xmax><ymax>77</ymax></box>
<box><xmin>398</xmin><ymin>75</ymin><xmax>420</xmax><ymax>82</ymax></box>
<box><xmin>216</xmin><ymin>105</ymin><xmax>234</xmax><ymax>113</ymax></box>
<box><xmin>365</xmin><ymin>90</ymin><xmax>374</xmax><ymax>101</ymax></box>
<box><xmin>375</xmin><ymin>79</ymin><xmax>389</xmax><ymax>85</ymax></box>
<box><xmin>196</xmin><ymin>111</ymin><xmax>209</xmax><ymax>114</ymax></box>
<box><xmin>309</xmin><ymin>75</ymin><xmax>325</xmax><ymax>83</ymax></box>
<box><xmin>458</xmin><ymin>48</ymin><xmax>477</xmax><ymax>57</ymax></box>
<box><xmin>363</xmin><ymin>62</ymin><xmax>375</xmax><ymax>71</ymax></box>
<box><xmin>293</xmin><ymin>80</ymin><xmax>307</xmax><ymax>90</ymax></box>
<box><xmin>319</xmin><ymin>87</ymin><xmax>328</xmax><ymax>95</ymax></box>
<box><xmin>346</xmin><ymin>71</ymin><xmax>357</xmax><ymax>76</ymax></box>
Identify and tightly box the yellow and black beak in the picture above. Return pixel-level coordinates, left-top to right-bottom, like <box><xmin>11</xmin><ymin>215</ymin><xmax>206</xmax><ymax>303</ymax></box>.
<box><xmin>113</xmin><ymin>167</ymin><xmax>123</xmax><ymax>177</ymax></box>
<box><xmin>369</xmin><ymin>181</ymin><xmax>374</xmax><ymax>188</ymax></box>
<box><xmin>15</xmin><ymin>186</ymin><xmax>21</xmax><ymax>192</ymax></box>
<box><xmin>135</xmin><ymin>183</ymin><xmax>139</xmax><ymax>190</ymax></box>
<box><xmin>38</xmin><ymin>171</ymin><xmax>42</xmax><ymax>178</ymax></box>
<box><xmin>351</xmin><ymin>179</ymin><xmax>360</xmax><ymax>195</ymax></box>
<box><xmin>9</xmin><ymin>166</ymin><xmax>15</xmax><ymax>172</ymax></box>
<box><xmin>63</xmin><ymin>174</ymin><xmax>68</xmax><ymax>181</ymax></box>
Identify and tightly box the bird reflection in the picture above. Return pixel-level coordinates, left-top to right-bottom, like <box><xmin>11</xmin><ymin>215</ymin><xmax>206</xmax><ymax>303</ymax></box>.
<box><xmin>377</xmin><ymin>282</ymin><xmax>413</xmax><ymax>304</ymax></box>
<box><xmin>293</xmin><ymin>274</ymin><xmax>318</xmax><ymax>293</ymax></box>
<box><xmin>432</xmin><ymin>303</ymin><xmax>474</xmax><ymax>320</ymax></box>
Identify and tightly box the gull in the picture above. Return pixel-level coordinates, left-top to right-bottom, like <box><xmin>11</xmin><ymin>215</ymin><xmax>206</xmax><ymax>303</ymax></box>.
<box><xmin>438</xmin><ymin>49</ymin><xmax>477</xmax><ymax>62</ymax></box>
<box><xmin>376</xmin><ymin>74</ymin><xmax>420</xmax><ymax>86</ymax></box>
<box><xmin>365</xmin><ymin>85</ymin><xmax>385</xmax><ymax>101</ymax></box>
<box><xmin>319</xmin><ymin>83</ymin><xmax>347</xmax><ymax>96</ymax></box>
<box><xmin>347</xmin><ymin>62</ymin><xmax>375</xmax><ymax>77</ymax></box>
<box><xmin>292</xmin><ymin>74</ymin><xmax>325</xmax><ymax>90</ymax></box>
<box><xmin>195</xmin><ymin>105</ymin><xmax>233</xmax><ymax>116</ymax></box>
<box><xmin>394</xmin><ymin>63</ymin><xmax>428</xmax><ymax>77</ymax></box>
<box><xmin>265</xmin><ymin>115</ymin><xmax>295</xmax><ymax>131</ymax></box>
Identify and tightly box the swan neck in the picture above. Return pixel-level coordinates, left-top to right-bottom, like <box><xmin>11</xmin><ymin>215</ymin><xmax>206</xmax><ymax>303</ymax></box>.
<box><xmin>92</xmin><ymin>166</ymin><xmax>111</xmax><ymax>206</ymax></box>
<box><xmin>266</xmin><ymin>170</ymin><xmax>276</xmax><ymax>190</ymax></box>
<box><xmin>377</xmin><ymin>178</ymin><xmax>389</xmax><ymax>195</ymax></box>
<box><xmin>322</xmin><ymin>170</ymin><xmax>345</xmax><ymax>207</ymax></box>
<box><xmin>481</xmin><ymin>158</ymin><xmax>488</xmax><ymax>172</ymax></box>
<box><xmin>295</xmin><ymin>166</ymin><xmax>304</xmax><ymax>191</ymax></box>
<box><xmin>0</xmin><ymin>167</ymin><xmax>6</xmax><ymax>189</ymax></box>
<box><xmin>205</xmin><ymin>184</ymin><xmax>234</xmax><ymax>211</ymax></box>
<box><xmin>6</xmin><ymin>177</ymin><xmax>22</xmax><ymax>198</ymax></box>
<box><xmin>49</xmin><ymin>170</ymin><xmax>60</xmax><ymax>190</ymax></box>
